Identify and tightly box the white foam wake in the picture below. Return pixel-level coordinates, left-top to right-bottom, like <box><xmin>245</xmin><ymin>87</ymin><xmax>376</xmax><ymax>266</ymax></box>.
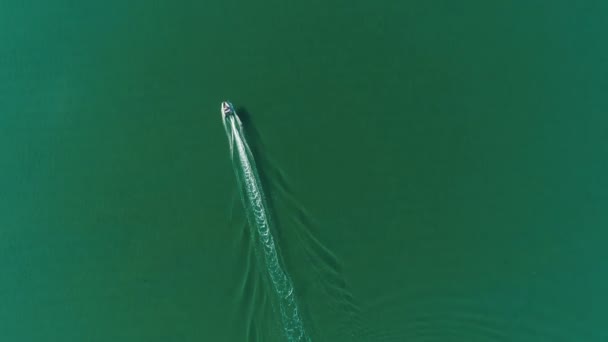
<box><xmin>223</xmin><ymin>112</ymin><xmax>309</xmax><ymax>342</ymax></box>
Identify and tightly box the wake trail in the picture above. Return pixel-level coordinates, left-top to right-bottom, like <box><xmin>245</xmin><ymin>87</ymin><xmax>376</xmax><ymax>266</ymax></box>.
<box><xmin>222</xmin><ymin>104</ymin><xmax>310</xmax><ymax>342</ymax></box>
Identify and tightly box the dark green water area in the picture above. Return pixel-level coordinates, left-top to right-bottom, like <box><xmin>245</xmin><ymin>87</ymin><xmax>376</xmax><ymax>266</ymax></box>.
<box><xmin>1</xmin><ymin>1</ymin><xmax>607</xmax><ymax>341</ymax></box>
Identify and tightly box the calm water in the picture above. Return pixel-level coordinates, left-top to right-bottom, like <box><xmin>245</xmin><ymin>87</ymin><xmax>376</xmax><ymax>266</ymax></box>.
<box><xmin>2</xmin><ymin>1</ymin><xmax>607</xmax><ymax>341</ymax></box>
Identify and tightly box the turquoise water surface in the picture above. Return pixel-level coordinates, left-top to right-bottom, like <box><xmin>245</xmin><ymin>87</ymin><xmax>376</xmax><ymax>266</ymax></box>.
<box><xmin>1</xmin><ymin>1</ymin><xmax>608</xmax><ymax>341</ymax></box>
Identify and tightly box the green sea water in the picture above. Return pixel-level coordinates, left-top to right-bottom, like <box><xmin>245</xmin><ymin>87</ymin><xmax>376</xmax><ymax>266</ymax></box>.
<box><xmin>2</xmin><ymin>1</ymin><xmax>608</xmax><ymax>341</ymax></box>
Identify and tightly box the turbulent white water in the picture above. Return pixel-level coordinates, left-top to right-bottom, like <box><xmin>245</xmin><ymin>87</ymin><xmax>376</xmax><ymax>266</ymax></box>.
<box><xmin>223</xmin><ymin>110</ymin><xmax>309</xmax><ymax>342</ymax></box>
